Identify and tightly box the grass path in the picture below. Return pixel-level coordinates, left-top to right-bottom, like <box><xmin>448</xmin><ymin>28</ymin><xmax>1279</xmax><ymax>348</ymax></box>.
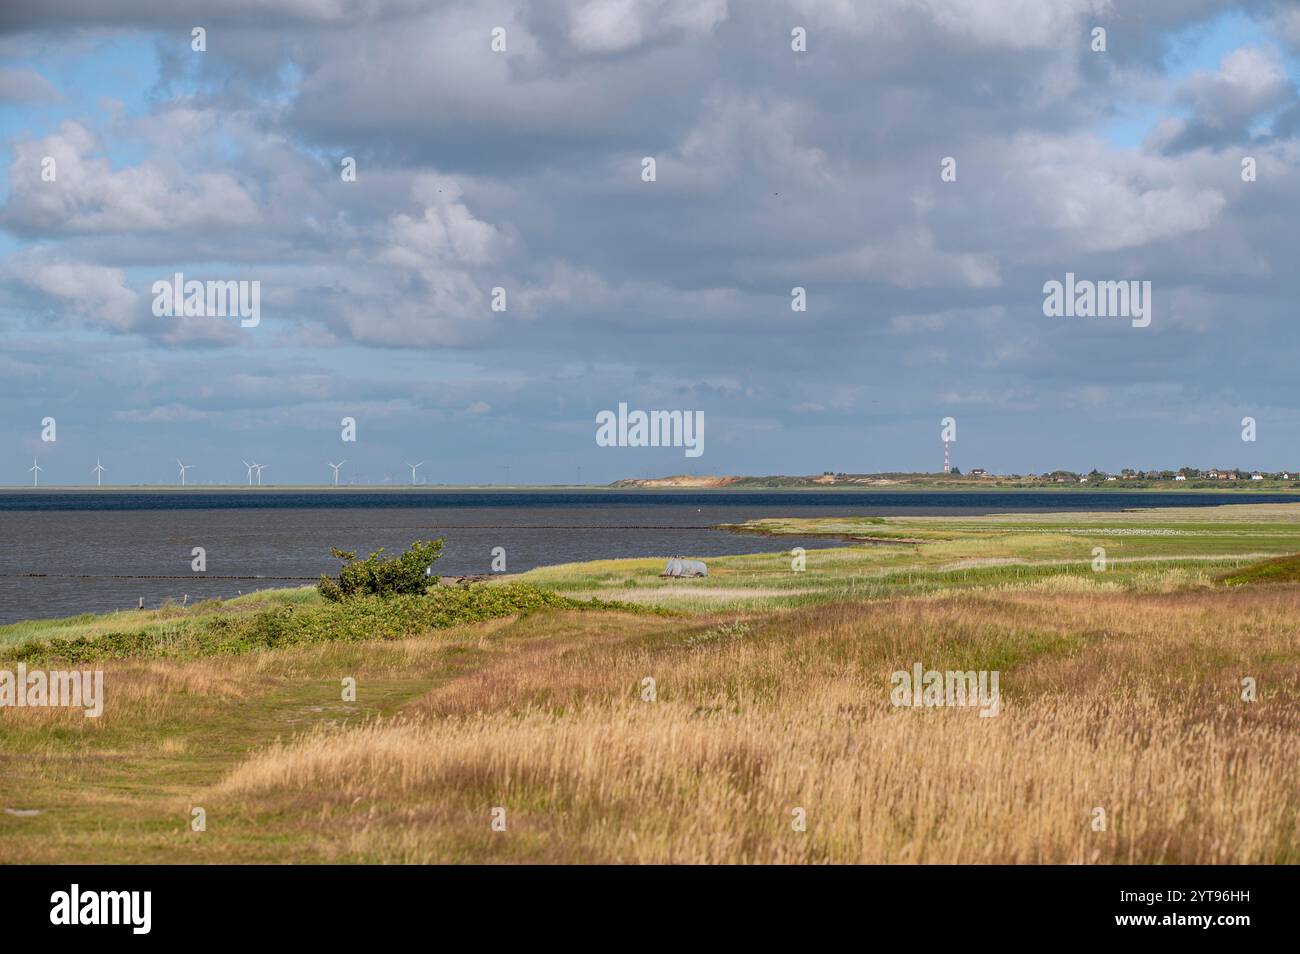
<box><xmin>0</xmin><ymin>628</ymin><xmax>507</xmax><ymax>862</ymax></box>
<box><xmin>0</xmin><ymin>611</ymin><xmax>677</xmax><ymax>862</ymax></box>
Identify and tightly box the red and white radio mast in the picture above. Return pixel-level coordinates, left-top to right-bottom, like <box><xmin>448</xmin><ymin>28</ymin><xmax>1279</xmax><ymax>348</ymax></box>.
<box><xmin>944</xmin><ymin>441</ymin><xmax>951</xmax><ymax>475</ymax></box>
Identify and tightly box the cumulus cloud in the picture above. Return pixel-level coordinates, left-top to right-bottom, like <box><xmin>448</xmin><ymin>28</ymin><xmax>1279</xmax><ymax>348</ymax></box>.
<box><xmin>1152</xmin><ymin>46</ymin><xmax>1293</xmax><ymax>152</ymax></box>
<box><xmin>784</xmin><ymin>0</ymin><xmax>1111</xmax><ymax>50</ymax></box>
<box><xmin>1275</xmin><ymin>7</ymin><xmax>1300</xmax><ymax>50</ymax></box>
<box><xmin>669</xmin><ymin>95</ymin><xmax>833</xmax><ymax>190</ymax></box>
<box><xmin>3</xmin><ymin>253</ymin><xmax>143</xmax><ymax>331</ymax></box>
<box><xmin>317</xmin><ymin>174</ymin><xmax>511</xmax><ymax>347</ymax></box>
<box><xmin>566</xmin><ymin>0</ymin><xmax>727</xmax><ymax>54</ymax></box>
<box><xmin>1011</xmin><ymin>134</ymin><xmax>1228</xmax><ymax>252</ymax></box>
<box><xmin>378</xmin><ymin>175</ymin><xmax>507</xmax><ymax>269</ymax></box>
<box><xmin>3</xmin><ymin>121</ymin><xmax>260</xmax><ymax>235</ymax></box>
<box><xmin>795</xmin><ymin>227</ymin><xmax>1001</xmax><ymax>289</ymax></box>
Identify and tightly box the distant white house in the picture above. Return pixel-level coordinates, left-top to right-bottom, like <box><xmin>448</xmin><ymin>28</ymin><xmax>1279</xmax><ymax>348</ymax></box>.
<box><xmin>1174</xmin><ymin>474</ymin><xmax>1187</xmax><ymax>481</ymax></box>
<box><xmin>1251</xmin><ymin>473</ymin><xmax>1264</xmax><ymax>480</ymax></box>
<box><xmin>1105</xmin><ymin>475</ymin><xmax>1117</xmax><ymax>481</ymax></box>
<box><xmin>1079</xmin><ymin>477</ymin><xmax>1088</xmax><ymax>483</ymax></box>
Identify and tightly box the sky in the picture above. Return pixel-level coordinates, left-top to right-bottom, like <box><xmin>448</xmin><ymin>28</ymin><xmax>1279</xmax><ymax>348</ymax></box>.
<box><xmin>1</xmin><ymin>0</ymin><xmax>1299</xmax><ymax>486</ymax></box>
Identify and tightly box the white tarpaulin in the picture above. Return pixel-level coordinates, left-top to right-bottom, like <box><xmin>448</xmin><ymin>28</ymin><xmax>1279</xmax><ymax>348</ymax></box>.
<box><xmin>662</xmin><ymin>557</ymin><xmax>707</xmax><ymax>578</ymax></box>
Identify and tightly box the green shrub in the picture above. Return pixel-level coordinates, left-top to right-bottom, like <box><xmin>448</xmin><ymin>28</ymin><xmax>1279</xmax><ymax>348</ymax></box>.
<box><xmin>4</xmin><ymin>583</ymin><xmax>631</xmax><ymax>664</ymax></box>
<box><xmin>318</xmin><ymin>539</ymin><xmax>444</xmax><ymax>601</ymax></box>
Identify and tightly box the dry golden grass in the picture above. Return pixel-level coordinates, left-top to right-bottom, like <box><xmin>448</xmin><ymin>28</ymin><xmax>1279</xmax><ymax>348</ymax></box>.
<box><xmin>212</xmin><ymin>694</ymin><xmax>1293</xmax><ymax>864</ymax></box>
<box><xmin>5</xmin><ymin>568</ymin><xmax>1296</xmax><ymax>864</ymax></box>
<box><xmin>0</xmin><ymin>659</ymin><xmax>260</xmax><ymax>735</ymax></box>
<box><xmin>201</xmin><ymin>589</ymin><xmax>1299</xmax><ymax>864</ymax></box>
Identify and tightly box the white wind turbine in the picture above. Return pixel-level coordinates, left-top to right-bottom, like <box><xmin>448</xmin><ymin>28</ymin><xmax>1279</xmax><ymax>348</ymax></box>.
<box><xmin>253</xmin><ymin>463</ymin><xmax>266</xmax><ymax>485</ymax></box>
<box><xmin>177</xmin><ymin>459</ymin><xmax>194</xmax><ymax>486</ymax></box>
<box><xmin>28</xmin><ymin>458</ymin><xmax>43</xmax><ymax>487</ymax></box>
<box><xmin>92</xmin><ymin>458</ymin><xmax>105</xmax><ymax>486</ymax></box>
<box><xmin>406</xmin><ymin>461</ymin><xmax>424</xmax><ymax>485</ymax></box>
<box><xmin>328</xmin><ymin>461</ymin><xmax>346</xmax><ymax>486</ymax></box>
<box><xmin>242</xmin><ymin>459</ymin><xmax>255</xmax><ymax>485</ymax></box>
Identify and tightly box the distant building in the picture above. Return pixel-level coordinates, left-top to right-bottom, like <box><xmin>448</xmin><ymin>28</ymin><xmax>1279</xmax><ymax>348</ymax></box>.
<box><xmin>1105</xmin><ymin>475</ymin><xmax>1117</xmax><ymax>481</ymax></box>
<box><xmin>970</xmin><ymin>468</ymin><xmax>987</xmax><ymax>476</ymax></box>
<box><xmin>1174</xmin><ymin>474</ymin><xmax>1186</xmax><ymax>481</ymax></box>
<box><xmin>1251</xmin><ymin>473</ymin><xmax>1264</xmax><ymax>480</ymax></box>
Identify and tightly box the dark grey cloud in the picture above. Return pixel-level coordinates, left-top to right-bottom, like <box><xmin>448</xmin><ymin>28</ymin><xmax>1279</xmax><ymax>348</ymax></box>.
<box><xmin>0</xmin><ymin>0</ymin><xmax>430</xmax><ymax>32</ymax></box>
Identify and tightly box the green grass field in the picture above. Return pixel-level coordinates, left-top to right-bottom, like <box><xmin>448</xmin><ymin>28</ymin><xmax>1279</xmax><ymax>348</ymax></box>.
<box><xmin>520</xmin><ymin>502</ymin><xmax>1300</xmax><ymax>611</ymax></box>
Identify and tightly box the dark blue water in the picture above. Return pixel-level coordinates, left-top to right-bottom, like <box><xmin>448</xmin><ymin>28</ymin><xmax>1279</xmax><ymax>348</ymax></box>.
<box><xmin>3</xmin><ymin>489</ymin><xmax>1296</xmax><ymax>513</ymax></box>
<box><xmin>1</xmin><ymin>489</ymin><xmax>1293</xmax><ymax>624</ymax></box>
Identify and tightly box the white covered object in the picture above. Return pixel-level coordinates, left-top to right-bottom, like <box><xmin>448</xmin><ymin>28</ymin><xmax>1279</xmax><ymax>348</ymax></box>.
<box><xmin>663</xmin><ymin>557</ymin><xmax>707</xmax><ymax>578</ymax></box>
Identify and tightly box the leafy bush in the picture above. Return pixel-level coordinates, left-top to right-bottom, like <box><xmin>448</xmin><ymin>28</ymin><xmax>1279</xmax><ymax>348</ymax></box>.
<box><xmin>318</xmin><ymin>539</ymin><xmax>444</xmax><ymax>601</ymax></box>
<box><xmin>6</xmin><ymin>628</ymin><xmax>153</xmax><ymax>664</ymax></box>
